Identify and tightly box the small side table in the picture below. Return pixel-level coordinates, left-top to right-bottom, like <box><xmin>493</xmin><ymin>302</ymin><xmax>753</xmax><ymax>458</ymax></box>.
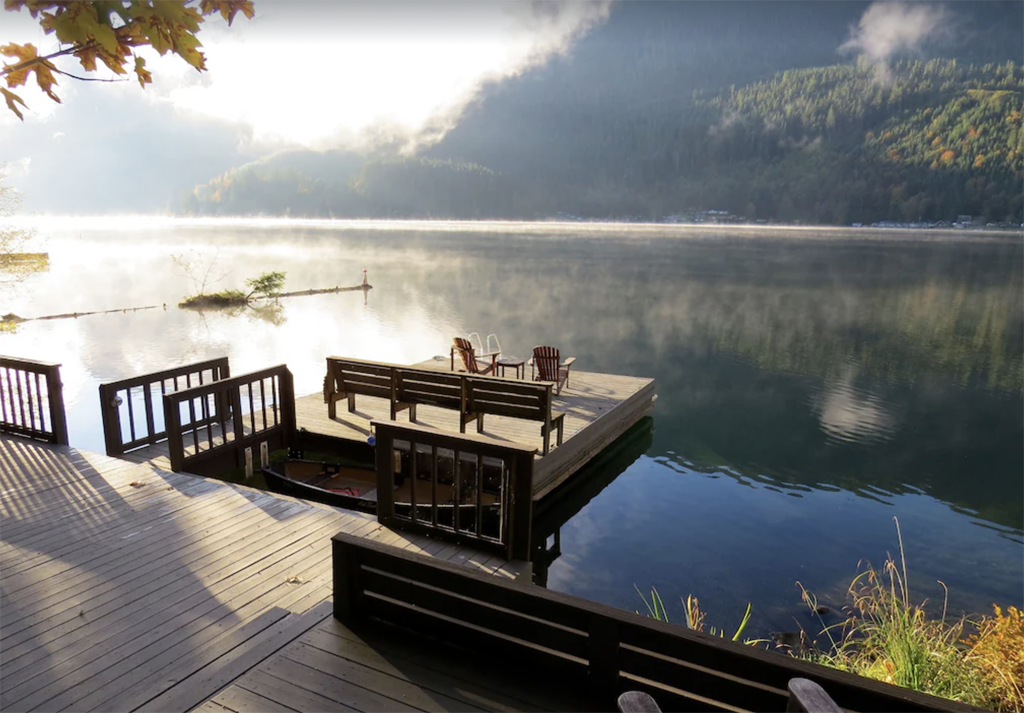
<box><xmin>496</xmin><ymin>358</ymin><xmax>525</xmax><ymax>379</ymax></box>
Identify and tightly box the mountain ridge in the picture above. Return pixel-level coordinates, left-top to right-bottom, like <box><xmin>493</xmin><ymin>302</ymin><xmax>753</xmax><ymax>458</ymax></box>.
<box><xmin>176</xmin><ymin>2</ymin><xmax>1024</xmax><ymax>224</ymax></box>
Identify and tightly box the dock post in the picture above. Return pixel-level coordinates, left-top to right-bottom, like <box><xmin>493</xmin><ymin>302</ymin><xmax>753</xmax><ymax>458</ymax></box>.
<box><xmin>280</xmin><ymin>367</ymin><xmax>297</xmax><ymax>447</ymax></box>
<box><xmin>45</xmin><ymin>364</ymin><xmax>68</xmax><ymax>445</ymax></box>
<box><xmin>98</xmin><ymin>382</ymin><xmax>121</xmax><ymax>455</ymax></box>
<box><xmin>508</xmin><ymin>450</ymin><xmax>534</xmax><ymax>561</ymax></box>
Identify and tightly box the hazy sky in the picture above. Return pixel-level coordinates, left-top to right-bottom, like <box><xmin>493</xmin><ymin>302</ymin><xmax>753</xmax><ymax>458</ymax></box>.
<box><xmin>0</xmin><ymin>0</ymin><xmax>1011</xmax><ymax>214</ymax></box>
<box><xmin>0</xmin><ymin>1</ymin><xmax>612</xmax><ymax>212</ymax></box>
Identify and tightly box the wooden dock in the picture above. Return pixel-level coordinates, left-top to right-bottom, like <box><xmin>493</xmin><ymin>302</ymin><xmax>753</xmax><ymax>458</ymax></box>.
<box><xmin>1</xmin><ymin>355</ymin><xmax>973</xmax><ymax>713</ymax></box>
<box><xmin>296</xmin><ymin>358</ymin><xmax>657</xmax><ymax>500</ymax></box>
<box><xmin>0</xmin><ymin>435</ymin><xmax>538</xmax><ymax>713</ymax></box>
<box><xmin>99</xmin><ymin>357</ymin><xmax>655</xmax><ymax>503</ymax></box>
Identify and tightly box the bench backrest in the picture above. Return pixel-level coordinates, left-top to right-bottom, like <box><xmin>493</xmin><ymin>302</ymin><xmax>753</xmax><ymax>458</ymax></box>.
<box><xmin>327</xmin><ymin>357</ymin><xmax>396</xmax><ymax>401</ymax></box>
<box><xmin>327</xmin><ymin>357</ymin><xmax>557</xmax><ymax>427</ymax></box>
<box><xmin>394</xmin><ymin>368</ymin><xmax>465</xmax><ymax>412</ymax></box>
<box><xmin>465</xmin><ymin>375</ymin><xmax>553</xmax><ymax>423</ymax></box>
<box><xmin>332</xmin><ymin>533</ymin><xmax>976</xmax><ymax>713</ymax></box>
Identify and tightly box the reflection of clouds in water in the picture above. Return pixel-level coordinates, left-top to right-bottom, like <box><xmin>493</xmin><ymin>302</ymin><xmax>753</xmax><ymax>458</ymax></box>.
<box><xmin>814</xmin><ymin>367</ymin><xmax>898</xmax><ymax>444</ymax></box>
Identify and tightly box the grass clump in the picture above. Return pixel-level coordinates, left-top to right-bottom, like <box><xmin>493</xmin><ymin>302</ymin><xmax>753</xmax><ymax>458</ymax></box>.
<box><xmin>798</xmin><ymin>518</ymin><xmax>1023</xmax><ymax>711</ymax></box>
<box><xmin>635</xmin><ymin>585</ymin><xmax>757</xmax><ymax>643</ymax></box>
<box><xmin>633</xmin><ymin>517</ymin><xmax>1023</xmax><ymax>711</ymax></box>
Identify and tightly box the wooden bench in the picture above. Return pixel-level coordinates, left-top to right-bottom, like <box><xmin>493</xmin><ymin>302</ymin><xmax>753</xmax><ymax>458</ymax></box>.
<box><xmin>324</xmin><ymin>357</ymin><xmax>399</xmax><ymax>419</ymax></box>
<box><xmin>325</xmin><ymin>357</ymin><xmax>568</xmax><ymax>455</ymax></box>
<box><xmin>332</xmin><ymin>532</ymin><xmax>979</xmax><ymax>713</ymax></box>
<box><xmin>465</xmin><ymin>375</ymin><xmax>565</xmax><ymax>455</ymax></box>
<box><xmin>393</xmin><ymin>368</ymin><xmax>479</xmax><ymax>433</ymax></box>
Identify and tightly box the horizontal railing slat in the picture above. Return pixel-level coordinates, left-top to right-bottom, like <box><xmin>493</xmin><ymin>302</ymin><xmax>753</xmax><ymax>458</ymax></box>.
<box><xmin>352</xmin><ymin>537</ymin><xmax>587</xmax><ymax>627</ymax></box>
<box><xmin>361</xmin><ymin>566</ymin><xmax>590</xmax><ymax>658</ymax></box>
<box><xmin>618</xmin><ymin>646</ymin><xmax>787</xmax><ymax>712</ymax></box>
<box><xmin>362</xmin><ymin>592</ymin><xmax>589</xmax><ymax>676</ymax></box>
<box><xmin>165</xmin><ymin>365</ymin><xmax>285</xmax><ymax>402</ymax></box>
<box><xmin>100</xmin><ymin>357</ymin><xmax>229</xmax><ymax>393</ymax></box>
<box><xmin>374</xmin><ymin>421</ymin><xmax>536</xmax><ymax>459</ymax></box>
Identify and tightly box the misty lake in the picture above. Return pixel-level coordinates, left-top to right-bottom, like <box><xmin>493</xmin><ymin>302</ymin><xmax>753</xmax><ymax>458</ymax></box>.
<box><xmin>3</xmin><ymin>218</ymin><xmax>1022</xmax><ymax>637</ymax></box>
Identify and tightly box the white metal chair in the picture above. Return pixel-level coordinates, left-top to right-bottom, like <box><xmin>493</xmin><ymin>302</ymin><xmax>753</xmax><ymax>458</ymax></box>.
<box><xmin>467</xmin><ymin>332</ymin><xmax>501</xmax><ymax>359</ymax></box>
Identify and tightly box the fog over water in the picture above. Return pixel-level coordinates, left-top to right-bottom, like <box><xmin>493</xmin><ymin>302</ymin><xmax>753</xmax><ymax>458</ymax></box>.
<box><xmin>2</xmin><ymin>219</ymin><xmax>1021</xmax><ymax>636</ymax></box>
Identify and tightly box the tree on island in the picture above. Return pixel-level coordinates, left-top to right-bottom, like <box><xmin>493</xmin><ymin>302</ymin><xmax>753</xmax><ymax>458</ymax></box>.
<box><xmin>172</xmin><ymin>250</ymin><xmax>285</xmax><ymax>309</ymax></box>
<box><xmin>1</xmin><ymin>0</ymin><xmax>254</xmax><ymax>119</ymax></box>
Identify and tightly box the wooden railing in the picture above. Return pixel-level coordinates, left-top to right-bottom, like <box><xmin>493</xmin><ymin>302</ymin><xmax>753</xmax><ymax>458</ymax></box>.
<box><xmin>332</xmin><ymin>533</ymin><xmax>978</xmax><ymax>713</ymax></box>
<box><xmin>164</xmin><ymin>364</ymin><xmax>295</xmax><ymax>474</ymax></box>
<box><xmin>0</xmin><ymin>356</ymin><xmax>68</xmax><ymax>445</ymax></box>
<box><xmin>372</xmin><ymin>420</ymin><xmax>535</xmax><ymax>561</ymax></box>
<box><xmin>98</xmin><ymin>358</ymin><xmax>230</xmax><ymax>456</ymax></box>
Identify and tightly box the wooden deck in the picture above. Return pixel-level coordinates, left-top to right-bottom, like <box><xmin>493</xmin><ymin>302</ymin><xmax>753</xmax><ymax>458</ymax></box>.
<box><xmin>297</xmin><ymin>359</ymin><xmax>657</xmax><ymax>500</ymax></box>
<box><xmin>196</xmin><ymin>610</ymin><xmax>583</xmax><ymax>713</ymax></box>
<box><xmin>0</xmin><ymin>436</ymin><xmax>531</xmax><ymax>713</ymax></box>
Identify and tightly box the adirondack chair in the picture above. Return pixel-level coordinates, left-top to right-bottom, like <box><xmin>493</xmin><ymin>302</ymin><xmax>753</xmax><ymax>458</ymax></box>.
<box><xmin>530</xmin><ymin>345</ymin><xmax>576</xmax><ymax>395</ymax></box>
<box><xmin>452</xmin><ymin>337</ymin><xmax>497</xmax><ymax>375</ymax></box>
<box><xmin>617</xmin><ymin>679</ymin><xmax>842</xmax><ymax>713</ymax></box>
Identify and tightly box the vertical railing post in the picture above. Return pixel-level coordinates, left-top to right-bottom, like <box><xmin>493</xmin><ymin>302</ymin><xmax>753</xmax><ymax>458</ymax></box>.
<box><xmin>375</xmin><ymin>423</ymin><xmax>395</xmax><ymax>527</ymax></box>
<box><xmin>326</xmin><ymin>358</ymin><xmax>337</xmax><ymax>418</ymax></box>
<box><xmin>507</xmin><ymin>449</ymin><xmax>534</xmax><ymax>561</ymax></box>
<box><xmin>231</xmin><ymin>379</ymin><xmax>245</xmax><ymax>467</ymax></box>
<box><xmin>164</xmin><ymin>392</ymin><xmax>185</xmax><ymax>471</ymax></box>
<box><xmin>98</xmin><ymin>382</ymin><xmax>122</xmax><ymax>455</ymax></box>
<box><xmin>588</xmin><ymin>616</ymin><xmax>621</xmax><ymax>707</ymax></box>
<box><xmin>216</xmin><ymin>356</ymin><xmax>232</xmax><ymax>428</ymax></box>
<box><xmin>332</xmin><ymin>537</ymin><xmax>363</xmax><ymax>623</ymax></box>
<box><xmin>279</xmin><ymin>367</ymin><xmax>296</xmax><ymax>447</ymax></box>
<box><xmin>44</xmin><ymin>364</ymin><xmax>68</xmax><ymax>445</ymax></box>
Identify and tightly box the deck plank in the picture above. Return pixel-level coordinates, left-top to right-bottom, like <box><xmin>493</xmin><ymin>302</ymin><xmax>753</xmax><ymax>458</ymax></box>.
<box><xmin>0</xmin><ymin>436</ymin><xmax>531</xmax><ymax>713</ymax></box>
<box><xmin>196</xmin><ymin>611</ymin><xmax>586</xmax><ymax>713</ymax></box>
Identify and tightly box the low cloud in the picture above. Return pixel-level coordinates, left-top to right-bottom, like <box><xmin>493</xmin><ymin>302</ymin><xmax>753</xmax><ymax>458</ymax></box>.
<box><xmin>840</xmin><ymin>2</ymin><xmax>951</xmax><ymax>81</ymax></box>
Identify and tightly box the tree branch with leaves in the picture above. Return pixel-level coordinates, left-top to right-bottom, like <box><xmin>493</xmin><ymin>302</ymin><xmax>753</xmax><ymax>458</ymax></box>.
<box><xmin>1</xmin><ymin>0</ymin><xmax>254</xmax><ymax>119</ymax></box>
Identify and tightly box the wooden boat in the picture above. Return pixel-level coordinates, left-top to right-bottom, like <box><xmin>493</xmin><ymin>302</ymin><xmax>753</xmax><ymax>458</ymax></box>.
<box><xmin>263</xmin><ymin>458</ymin><xmax>381</xmax><ymax>514</ymax></box>
<box><xmin>262</xmin><ymin>458</ymin><xmax>504</xmax><ymax>531</ymax></box>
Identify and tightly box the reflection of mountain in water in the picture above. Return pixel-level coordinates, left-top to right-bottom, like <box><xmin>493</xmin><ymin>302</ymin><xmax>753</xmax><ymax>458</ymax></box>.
<box><xmin>531</xmin><ymin>417</ymin><xmax>654</xmax><ymax>586</ymax></box>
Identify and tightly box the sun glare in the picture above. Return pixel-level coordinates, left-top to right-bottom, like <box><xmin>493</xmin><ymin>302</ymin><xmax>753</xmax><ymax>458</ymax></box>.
<box><xmin>159</xmin><ymin>2</ymin><xmax>605</xmax><ymax>147</ymax></box>
<box><xmin>1</xmin><ymin>1</ymin><xmax>608</xmax><ymax>146</ymax></box>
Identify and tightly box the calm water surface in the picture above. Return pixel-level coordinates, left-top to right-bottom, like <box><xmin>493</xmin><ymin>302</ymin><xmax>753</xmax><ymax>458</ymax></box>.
<box><xmin>3</xmin><ymin>218</ymin><xmax>1022</xmax><ymax>636</ymax></box>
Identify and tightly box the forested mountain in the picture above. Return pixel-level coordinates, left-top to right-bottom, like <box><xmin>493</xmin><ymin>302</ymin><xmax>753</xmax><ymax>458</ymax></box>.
<box><xmin>177</xmin><ymin>2</ymin><xmax>1024</xmax><ymax>224</ymax></box>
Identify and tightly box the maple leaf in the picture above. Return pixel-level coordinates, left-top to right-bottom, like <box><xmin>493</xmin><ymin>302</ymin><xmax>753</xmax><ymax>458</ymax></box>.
<box><xmin>1</xmin><ymin>42</ymin><xmax>37</xmax><ymax>87</ymax></box>
<box><xmin>0</xmin><ymin>87</ymin><xmax>26</xmax><ymax>120</ymax></box>
<box><xmin>199</xmin><ymin>0</ymin><xmax>255</xmax><ymax>26</ymax></box>
<box><xmin>75</xmin><ymin>45</ymin><xmax>100</xmax><ymax>73</ymax></box>
<box><xmin>133</xmin><ymin>55</ymin><xmax>151</xmax><ymax>88</ymax></box>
